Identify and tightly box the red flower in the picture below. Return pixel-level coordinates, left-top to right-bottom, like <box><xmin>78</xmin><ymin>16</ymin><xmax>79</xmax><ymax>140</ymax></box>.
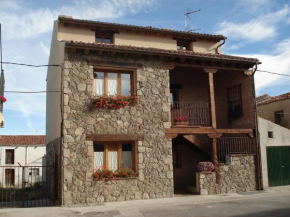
<box><xmin>0</xmin><ymin>95</ymin><xmax>7</xmax><ymax>103</ymax></box>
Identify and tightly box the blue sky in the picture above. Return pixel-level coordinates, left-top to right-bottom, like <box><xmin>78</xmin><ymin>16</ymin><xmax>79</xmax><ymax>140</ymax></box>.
<box><xmin>0</xmin><ymin>0</ymin><xmax>290</xmax><ymax>135</ymax></box>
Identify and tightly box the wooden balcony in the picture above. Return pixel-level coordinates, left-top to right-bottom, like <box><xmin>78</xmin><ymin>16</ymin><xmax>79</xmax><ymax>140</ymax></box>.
<box><xmin>171</xmin><ymin>102</ymin><xmax>210</xmax><ymax>127</ymax></box>
<box><xmin>217</xmin><ymin>137</ymin><xmax>256</xmax><ymax>162</ymax></box>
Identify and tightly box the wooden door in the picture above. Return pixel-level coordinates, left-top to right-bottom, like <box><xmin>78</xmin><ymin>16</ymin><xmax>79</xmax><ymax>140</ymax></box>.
<box><xmin>5</xmin><ymin>169</ymin><xmax>15</xmax><ymax>186</ymax></box>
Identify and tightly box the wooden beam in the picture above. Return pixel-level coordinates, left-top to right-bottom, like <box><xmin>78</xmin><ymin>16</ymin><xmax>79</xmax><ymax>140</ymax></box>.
<box><xmin>71</xmin><ymin>48</ymin><xmax>76</xmax><ymax>54</ymax></box>
<box><xmin>84</xmin><ymin>49</ymin><xmax>90</xmax><ymax>55</ymax></box>
<box><xmin>207</xmin><ymin>133</ymin><xmax>222</xmax><ymax>139</ymax></box>
<box><xmin>86</xmin><ymin>134</ymin><xmax>145</xmax><ymax>141</ymax></box>
<box><xmin>203</xmin><ymin>68</ymin><xmax>218</xmax><ymax>74</ymax></box>
<box><xmin>208</xmin><ymin>72</ymin><xmax>217</xmax><ymax>128</ymax></box>
<box><xmin>110</xmin><ymin>51</ymin><xmax>116</xmax><ymax>57</ymax></box>
<box><xmin>183</xmin><ymin>135</ymin><xmax>210</xmax><ymax>154</ymax></box>
<box><xmin>165</xmin><ymin>128</ymin><xmax>253</xmax><ymax>134</ymax></box>
<box><xmin>87</xmin><ymin>60</ymin><xmax>143</xmax><ymax>69</ymax></box>
<box><xmin>97</xmin><ymin>50</ymin><xmax>103</xmax><ymax>56</ymax></box>
<box><xmin>211</xmin><ymin>138</ymin><xmax>219</xmax><ymax>183</ymax></box>
<box><xmin>163</xmin><ymin>63</ymin><xmax>176</xmax><ymax>70</ymax></box>
<box><xmin>165</xmin><ymin>133</ymin><xmax>178</xmax><ymax>139</ymax></box>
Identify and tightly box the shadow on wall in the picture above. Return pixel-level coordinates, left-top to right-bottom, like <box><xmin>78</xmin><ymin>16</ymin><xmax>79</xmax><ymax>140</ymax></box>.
<box><xmin>233</xmin><ymin>208</ymin><xmax>290</xmax><ymax>217</ymax></box>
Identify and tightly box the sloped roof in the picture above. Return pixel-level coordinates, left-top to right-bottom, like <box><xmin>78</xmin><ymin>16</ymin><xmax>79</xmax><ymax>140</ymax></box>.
<box><xmin>0</xmin><ymin>135</ymin><xmax>46</xmax><ymax>145</ymax></box>
<box><xmin>63</xmin><ymin>40</ymin><xmax>260</xmax><ymax>64</ymax></box>
<box><xmin>58</xmin><ymin>16</ymin><xmax>226</xmax><ymax>41</ymax></box>
<box><xmin>257</xmin><ymin>92</ymin><xmax>290</xmax><ymax>106</ymax></box>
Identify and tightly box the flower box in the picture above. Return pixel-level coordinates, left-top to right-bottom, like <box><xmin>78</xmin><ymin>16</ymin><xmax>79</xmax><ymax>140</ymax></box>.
<box><xmin>91</xmin><ymin>95</ymin><xmax>137</xmax><ymax>109</ymax></box>
<box><xmin>173</xmin><ymin>115</ymin><xmax>189</xmax><ymax>126</ymax></box>
<box><xmin>93</xmin><ymin>166</ymin><xmax>137</xmax><ymax>181</ymax></box>
<box><xmin>197</xmin><ymin>161</ymin><xmax>214</xmax><ymax>173</ymax></box>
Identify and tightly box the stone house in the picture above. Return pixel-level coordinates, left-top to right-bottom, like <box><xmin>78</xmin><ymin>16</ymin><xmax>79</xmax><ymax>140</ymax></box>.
<box><xmin>46</xmin><ymin>15</ymin><xmax>261</xmax><ymax>204</ymax></box>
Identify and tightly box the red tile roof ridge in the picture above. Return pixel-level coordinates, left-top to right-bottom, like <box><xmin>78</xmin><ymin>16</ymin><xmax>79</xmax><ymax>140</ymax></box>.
<box><xmin>62</xmin><ymin>40</ymin><xmax>260</xmax><ymax>63</ymax></box>
<box><xmin>0</xmin><ymin>135</ymin><xmax>46</xmax><ymax>145</ymax></box>
<box><xmin>257</xmin><ymin>92</ymin><xmax>290</xmax><ymax>106</ymax></box>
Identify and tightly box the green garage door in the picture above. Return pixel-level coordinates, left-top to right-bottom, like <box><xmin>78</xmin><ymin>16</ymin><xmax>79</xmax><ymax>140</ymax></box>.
<box><xmin>267</xmin><ymin>146</ymin><xmax>290</xmax><ymax>187</ymax></box>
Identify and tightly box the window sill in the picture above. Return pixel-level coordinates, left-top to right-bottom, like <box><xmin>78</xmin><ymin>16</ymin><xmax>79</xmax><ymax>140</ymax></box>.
<box><xmin>93</xmin><ymin>176</ymin><xmax>138</xmax><ymax>182</ymax></box>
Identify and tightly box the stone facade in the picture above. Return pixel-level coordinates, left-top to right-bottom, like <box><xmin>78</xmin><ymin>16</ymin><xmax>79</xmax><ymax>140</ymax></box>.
<box><xmin>197</xmin><ymin>154</ymin><xmax>256</xmax><ymax>195</ymax></box>
<box><xmin>61</xmin><ymin>52</ymin><xmax>173</xmax><ymax>204</ymax></box>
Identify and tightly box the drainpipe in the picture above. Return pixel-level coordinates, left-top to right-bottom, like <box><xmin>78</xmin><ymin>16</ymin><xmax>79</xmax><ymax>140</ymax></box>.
<box><xmin>252</xmin><ymin>64</ymin><xmax>263</xmax><ymax>190</ymax></box>
<box><xmin>216</xmin><ymin>39</ymin><xmax>226</xmax><ymax>54</ymax></box>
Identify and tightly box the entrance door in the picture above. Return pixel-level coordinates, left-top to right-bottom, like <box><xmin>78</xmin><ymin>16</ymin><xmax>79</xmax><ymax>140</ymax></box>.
<box><xmin>267</xmin><ymin>146</ymin><xmax>290</xmax><ymax>187</ymax></box>
<box><xmin>5</xmin><ymin>169</ymin><xmax>15</xmax><ymax>186</ymax></box>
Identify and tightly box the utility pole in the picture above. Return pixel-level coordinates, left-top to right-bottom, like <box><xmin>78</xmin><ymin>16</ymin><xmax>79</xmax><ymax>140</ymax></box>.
<box><xmin>184</xmin><ymin>7</ymin><xmax>201</xmax><ymax>32</ymax></box>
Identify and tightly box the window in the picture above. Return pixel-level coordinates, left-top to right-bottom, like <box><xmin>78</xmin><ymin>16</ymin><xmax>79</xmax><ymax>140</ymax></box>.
<box><xmin>29</xmin><ymin>168</ymin><xmax>40</xmax><ymax>176</ymax></box>
<box><xmin>268</xmin><ymin>131</ymin><xmax>273</xmax><ymax>138</ymax></box>
<box><xmin>94</xmin><ymin>70</ymin><xmax>134</xmax><ymax>96</ymax></box>
<box><xmin>5</xmin><ymin>149</ymin><xmax>14</xmax><ymax>164</ymax></box>
<box><xmin>275</xmin><ymin>110</ymin><xmax>284</xmax><ymax>125</ymax></box>
<box><xmin>227</xmin><ymin>84</ymin><xmax>243</xmax><ymax>122</ymax></box>
<box><xmin>94</xmin><ymin>142</ymin><xmax>136</xmax><ymax>171</ymax></box>
<box><xmin>95</xmin><ymin>31</ymin><xmax>113</xmax><ymax>43</ymax></box>
<box><xmin>5</xmin><ymin>169</ymin><xmax>14</xmax><ymax>186</ymax></box>
<box><xmin>177</xmin><ymin>41</ymin><xmax>190</xmax><ymax>51</ymax></box>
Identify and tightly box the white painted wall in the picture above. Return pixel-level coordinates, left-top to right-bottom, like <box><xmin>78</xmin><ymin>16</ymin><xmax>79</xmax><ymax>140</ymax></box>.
<box><xmin>258</xmin><ymin>117</ymin><xmax>290</xmax><ymax>188</ymax></box>
<box><xmin>0</xmin><ymin>145</ymin><xmax>46</xmax><ymax>187</ymax></box>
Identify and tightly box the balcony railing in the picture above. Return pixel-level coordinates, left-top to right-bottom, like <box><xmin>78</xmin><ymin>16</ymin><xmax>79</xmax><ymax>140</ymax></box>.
<box><xmin>217</xmin><ymin>137</ymin><xmax>256</xmax><ymax>162</ymax></box>
<box><xmin>171</xmin><ymin>102</ymin><xmax>210</xmax><ymax>127</ymax></box>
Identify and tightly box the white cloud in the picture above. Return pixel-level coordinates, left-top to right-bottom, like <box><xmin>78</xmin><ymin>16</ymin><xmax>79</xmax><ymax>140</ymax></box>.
<box><xmin>232</xmin><ymin>38</ymin><xmax>290</xmax><ymax>95</ymax></box>
<box><xmin>0</xmin><ymin>0</ymin><xmax>157</xmax><ymax>40</ymax></box>
<box><xmin>216</xmin><ymin>4</ymin><xmax>290</xmax><ymax>42</ymax></box>
<box><xmin>40</xmin><ymin>42</ymin><xmax>50</xmax><ymax>56</ymax></box>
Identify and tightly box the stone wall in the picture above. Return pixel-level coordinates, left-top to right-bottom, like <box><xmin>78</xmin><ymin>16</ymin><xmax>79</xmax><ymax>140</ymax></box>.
<box><xmin>197</xmin><ymin>154</ymin><xmax>256</xmax><ymax>195</ymax></box>
<box><xmin>62</xmin><ymin>52</ymin><xmax>173</xmax><ymax>204</ymax></box>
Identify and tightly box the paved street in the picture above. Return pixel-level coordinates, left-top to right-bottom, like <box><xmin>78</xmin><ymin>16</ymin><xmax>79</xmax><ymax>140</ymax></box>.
<box><xmin>0</xmin><ymin>186</ymin><xmax>290</xmax><ymax>217</ymax></box>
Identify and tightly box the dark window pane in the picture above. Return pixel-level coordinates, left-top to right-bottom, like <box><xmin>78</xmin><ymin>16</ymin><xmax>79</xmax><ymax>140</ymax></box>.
<box><xmin>94</xmin><ymin>144</ymin><xmax>104</xmax><ymax>152</ymax></box>
<box><xmin>104</xmin><ymin>38</ymin><xmax>111</xmax><ymax>43</ymax></box>
<box><xmin>122</xmin><ymin>143</ymin><xmax>132</xmax><ymax>151</ymax></box>
<box><xmin>96</xmin><ymin>37</ymin><xmax>102</xmax><ymax>42</ymax></box>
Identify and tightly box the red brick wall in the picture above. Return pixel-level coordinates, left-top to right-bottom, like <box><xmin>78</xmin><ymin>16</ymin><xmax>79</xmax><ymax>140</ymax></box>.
<box><xmin>170</xmin><ymin>67</ymin><xmax>209</xmax><ymax>103</ymax></box>
<box><xmin>214</xmin><ymin>70</ymin><xmax>255</xmax><ymax>129</ymax></box>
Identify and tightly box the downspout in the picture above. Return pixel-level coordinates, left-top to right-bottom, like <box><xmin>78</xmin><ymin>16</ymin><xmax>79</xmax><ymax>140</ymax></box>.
<box><xmin>252</xmin><ymin>64</ymin><xmax>263</xmax><ymax>190</ymax></box>
<box><xmin>216</xmin><ymin>39</ymin><xmax>226</xmax><ymax>54</ymax></box>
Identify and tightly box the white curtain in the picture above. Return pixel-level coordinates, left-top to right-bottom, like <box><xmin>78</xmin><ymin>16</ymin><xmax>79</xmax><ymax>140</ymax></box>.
<box><xmin>94</xmin><ymin>152</ymin><xmax>104</xmax><ymax>169</ymax></box>
<box><xmin>94</xmin><ymin>79</ymin><xmax>104</xmax><ymax>95</ymax></box>
<box><xmin>122</xmin><ymin>151</ymin><xmax>132</xmax><ymax>169</ymax></box>
<box><xmin>108</xmin><ymin>80</ymin><xmax>117</xmax><ymax>95</ymax></box>
<box><xmin>108</xmin><ymin>151</ymin><xmax>118</xmax><ymax>171</ymax></box>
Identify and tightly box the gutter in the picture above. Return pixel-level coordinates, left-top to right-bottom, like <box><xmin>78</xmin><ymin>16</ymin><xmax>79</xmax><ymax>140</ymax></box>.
<box><xmin>252</xmin><ymin>64</ymin><xmax>263</xmax><ymax>190</ymax></box>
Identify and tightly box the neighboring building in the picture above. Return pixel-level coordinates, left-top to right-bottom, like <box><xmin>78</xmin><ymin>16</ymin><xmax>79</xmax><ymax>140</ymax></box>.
<box><xmin>46</xmin><ymin>15</ymin><xmax>261</xmax><ymax>205</ymax></box>
<box><xmin>258</xmin><ymin>117</ymin><xmax>290</xmax><ymax>188</ymax></box>
<box><xmin>0</xmin><ymin>135</ymin><xmax>46</xmax><ymax>187</ymax></box>
<box><xmin>257</xmin><ymin>92</ymin><xmax>290</xmax><ymax>129</ymax></box>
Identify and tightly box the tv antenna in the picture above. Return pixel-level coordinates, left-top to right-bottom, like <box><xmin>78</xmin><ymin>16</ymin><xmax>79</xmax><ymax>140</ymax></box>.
<box><xmin>184</xmin><ymin>7</ymin><xmax>201</xmax><ymax>32</ymax></box>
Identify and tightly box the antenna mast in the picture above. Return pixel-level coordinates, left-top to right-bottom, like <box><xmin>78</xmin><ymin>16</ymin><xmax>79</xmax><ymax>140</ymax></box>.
<box><xmin>184</xmin><ymin>7</ymin><xmax>201</xmax><ymax>32</ymax></box>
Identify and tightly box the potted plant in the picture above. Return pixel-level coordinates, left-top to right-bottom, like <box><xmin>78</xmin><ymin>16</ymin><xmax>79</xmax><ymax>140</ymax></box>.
<box><xmin>0</xmin><ymin>95</ymin><xmax>7</xmax><ymax>103</ymax></box>
<box><xmin>90</xmin><ymin>94</ymin><xmax>137</xmax><ymax>109</ymax></box>
<box><xmin>197</xmin><ymin>161</ymin><xmax>214</xmax><ymax>173</ymax></box>
<box><xmin>173</xmin><ymin>115</ymin><xmax>189</xmax><ymax>126</ymax></box>
<box><xmin>93</xmin><ymin>165</ymin><xmax>136</xmax><ymax>181</ymax></box>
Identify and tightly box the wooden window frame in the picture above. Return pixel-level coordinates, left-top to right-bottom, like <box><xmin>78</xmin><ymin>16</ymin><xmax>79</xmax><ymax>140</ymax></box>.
<box><xmin>95</xmin><ymin>32</ymin><xmax>113</xmax><ymax>43</ymax></box>
<box><xmin>93</xmin><ymin>68</ymin><xmax>135</xmax><ymax>96</ymax></box>
<box><xmin>5</xmin><ymin>149</ymin><xmax>15</xmax><ymax>165</ymax></box>
<box><xmin>94</xmin><ymin>141</ymin><xmax>136</xmax><ymax>172</ymax></box>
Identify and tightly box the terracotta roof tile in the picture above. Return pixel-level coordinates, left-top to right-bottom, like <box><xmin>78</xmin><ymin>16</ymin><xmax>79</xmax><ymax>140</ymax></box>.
<box><xmin>58</xmin><ymin>17</ymin><xmax>226</xmax><ymax>40</ymax></box>
<box><xmin>257</xmin><ymin>92</ymin><xmax>290</xmax><ymax>106</ymax></box>
<box><xmin>63</xmin><ymin>41</ymin><xmax>260</xmax><ymax>64</ymax></box>
<box><xmin>0</xmin><ymin>135</ymin><xmax>45</xmax><ymax>145</ymax></box>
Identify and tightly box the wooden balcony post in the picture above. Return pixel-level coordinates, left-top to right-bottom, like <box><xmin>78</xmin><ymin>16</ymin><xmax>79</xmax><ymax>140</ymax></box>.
<box><xmin>211</xmin><ymin>138</ymin><xmax>219</xmax><ymax>183</ymax></box>
<box><xmin>203</xmin><ymin>68</ymin><xmax>218</xmax><ymax>129</ymax></box>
